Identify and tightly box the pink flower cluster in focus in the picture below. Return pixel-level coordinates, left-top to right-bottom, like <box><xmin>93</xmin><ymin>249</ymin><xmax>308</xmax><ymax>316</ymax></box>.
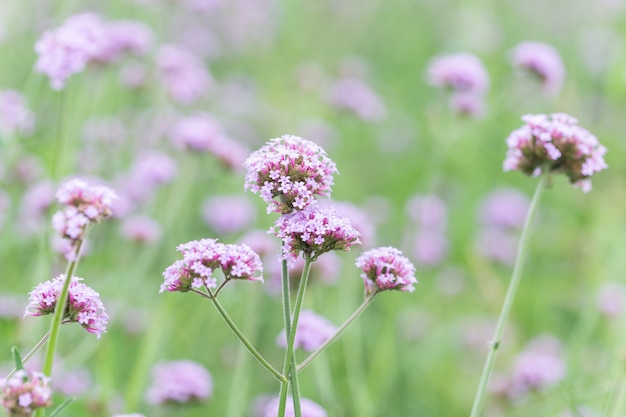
<box><xmin>276</xmin><ymin>310</ymin><xmax>337</xmax><ymax>352</ymax></box>
<box><xmin>145</xmin><ymin>360</ymin><xmax>212</xmax><ymax>404</ymax></box>
<box><xmin>510</xmin><ymin>41</ymin><xmax>565</xmax><ymax>95</ymax></box>
<box><xmin>271</xmin><ymin>204</ymin><xmax>361</xmax><ymax>264</ymax></box>
<box><xmin>503</xmin><ymin>113</ymin><xmax>608</xmax><ymax>192</ymax></box>
<box><xmin>161</xmin><ymin>238</ymin><xmax>263</xmax><ymax>293</ymax></box>
<box><xmin>25</xmin><ymin>275</ymin><xmax>109</xmax><ymax>338</ymax></box>
<box><xmin>244</xmin><ymin>135</ymin><xmax>338</xmax><ymax>214</ymax></box>
<box><xmin>0</xmin><ymin>370</ymin><xmax>52</xmax><ymax>416</ymax></box>
<box><xmin>356</xmin><ymin>246</ymin><xmax>417</xmax><ymax>295</ymax></box>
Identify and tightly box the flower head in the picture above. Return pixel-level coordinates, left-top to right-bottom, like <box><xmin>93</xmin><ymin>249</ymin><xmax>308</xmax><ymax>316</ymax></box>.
<box><xmin>161</xmin><ymin>239</ymin><xmax>263</xmax><ymax>293</ymax></box>
<box><xmin>356</xmin><ymin>246</ymin><xmax>417</xmax><ymax>295</ymax></box>
<box><xmin>0</xmin><ymin>90</ymin><xmax>34</xmax><ymax>137</ymax></box>
<box><xmin>510</xmin><ymin>41</ymin><xmax>565</xmax><ymax>95</ymax></box>
<box><xmin>24</xmin><ymin>275</ymin><xmax>109</xmax><ymax>338</ymax></box>
<box><xmin>156</xmin><ymin>44</ymin><xmax>213</xmax><ymax>104</ymax></box>
<box><xmin>276</xmin><ymin>310</ymin><xmax>337</xmax><ymax>352</ymax></box>
<box><xmin>145</xmin><ymin>360</ymin><xmax>212</xmax><ymax>404</ymax></box>
<box><xmin>244</xmin><ymin>135</ymin><xmax>337</xmax><ymax>214</ymax></box>
<box><xmin>1</xmin><ymin>370</ymin><xmax>52</xmax><ymax>417</ymax></box>
<box><xmin>426</xmin><ymin>53</ymin><xmax>489</xmax><ymax>94</ymax></box>
<box><xmin>271</xmin><ymin>204</ymin><xmax>360</xmax><ymax>264</ymax></box>
<box><xmin>503</xmin><ymin>113</ymin><xmax>607</xmax><ymax>192</ymax></box>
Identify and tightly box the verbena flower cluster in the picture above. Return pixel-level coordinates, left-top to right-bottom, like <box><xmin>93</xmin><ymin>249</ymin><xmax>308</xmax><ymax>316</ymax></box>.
<box><xmin>356</xmin><ymin>247</ymin><xmax>417</xmax><ymax>295</ymax></box>
<box><xmin>426</xmin><ymin>53</ymin><xmax>489</xmax><ymax>94</ymax></box>
<box><xmin>510</xmin><ymin>41</ymin><xmax>565</xmax><ymax>95</ymax></box>
<box><xmin>156</xmin><ymin>44</ymin><xmax>213</xmax><ymax>105</ymax></box>
<box><xmin>145</xmin><ymin>360</ymin><xmax>212</xmax><ymax>405</ymax></box>
<box><xmin>0</xmin><ymin>370</ymin><xmax>52</xmax><ymax>417</ymax></box>
<box><xmin>275</xmin><ymin>310</ymin><xmax>337</xmax><ymax>352</ymax></box>
<box><xmin>243</xmin><ymin>135</ymin><xmax>338</xmax><ymax>214</ymax></box>
<box><xmin>24</xmin><ymin>275</ymin><xmax>109</xmax><ymax>338</ymax></box>
<box><xmin>52</xmin><ymin>179</ymin><xmax>117</xmax><ymax>259</ymax></box>
<box><xmin>160</xmin><ymin>239</ymin><xmax>263</xmax><ymax>293</ymax></box>
<box><xmin>271</xmin><ymin>204</ymin><xmax>361</xmax><ymax>264</ymax></box>
<box><xmin>503</xmin><ymin>113</ymin><xmax>608</xmax><ymax>192</ymax></box>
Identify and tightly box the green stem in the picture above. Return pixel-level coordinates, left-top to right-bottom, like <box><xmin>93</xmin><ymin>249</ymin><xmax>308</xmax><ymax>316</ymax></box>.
<box><xmin>207</xmin><ymin>292</ymin><xmax>285</xmax><ymax>382</ymax></box>
<box><xmin>278</xmin><ymin>256</ymin><xmax>292</xmax><ymax>417</ymax></box>
<box><xmin>284</xmin><ymin>256</ymin><xmax>313</xmax><ymax>417</ymax></box>
<box><xmin>3</xmin><ymin>331</ymin><xmax>51</xmax><ymax>381</ymax></box>
<box><xmin>297</xmin><ymin>293</ymin><xmax>377</xmax><ymax>372</ymax></box>
<box><xmin>469</xmin><ymin>177</ymin><xmax>545</xmax><ymax>417</ymax></box>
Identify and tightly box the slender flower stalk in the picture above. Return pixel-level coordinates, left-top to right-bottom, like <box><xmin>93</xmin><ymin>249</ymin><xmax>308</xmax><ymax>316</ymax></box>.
<box><xmin>205</xmin><ymin>290</ymin><xmax>285</xmax><ymax>383</ymax></box>
<box><xmin>278</xmin><ymin>256</ymin><xmax>293</xmax><ymax>417</ymax></box>
<box><xmin>469</xmin><ymin>176</ymin><xmax>545</xmax><ymax>417</ymax></box>
<box><xmin>297</xmin><ymin>293</ymin><xmax>377</xmax><ymax>372</ymax></box>
<box><xmin>3</xmin><ymin>331</ymin><xmax>50</xmax><ymax>381</ymax></box>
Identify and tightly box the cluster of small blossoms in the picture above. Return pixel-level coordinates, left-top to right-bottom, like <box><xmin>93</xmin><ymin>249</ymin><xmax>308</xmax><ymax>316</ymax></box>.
<box><xmin>510</xmin><ymin>41</ymin><xmax>565</xmax><ymax>95</ymax></box>
<box><xmin>34</xmin><ymin>13</ymin><xmax>153</xmax><ymax>90</ymax></box>
<box><xmin>276</xmin><ymin>310</ymin><xmax>337</xmax><ymax>352</ymax></box>
<box><xmin>52</xmin><ymin>179</ymin><xmax>116</xmax><ymax>259</ymax></box>
<box><xmin>503</xmin><ymin>113</ymin><xmax>608</xmax><ymax>192</ymax></box>
<box><xmin>243</xmin><ymin>135</ymin><xmax>338</xmax><ymax>214</ymax></box>
<box><xmin>271</xmin><ymin>204</ymin><xmax>361</xmax><ymax>264</ymax></box>
<box><xmin>0</xmin><ymin>370</ymin><xmax>52</xmax><ymax>417</ymax></box>
<box><xmin>356</xmin><ymin>247</ymin><xmax>417</xmax><ymax>296</ymax></box>
<box><xmin>160</xmin><ymin>238</ymin><xmax>263</xmax><ymax>293</ymax></box>
<box><xmin>24</xmin><ymin>275</ymin><xmax>109</xmax><ymax>338</ymax></box>
<box><xmin>145</xmin><ymin>360</ymin><xmax>212</xmax><ymax>405</ymax></box>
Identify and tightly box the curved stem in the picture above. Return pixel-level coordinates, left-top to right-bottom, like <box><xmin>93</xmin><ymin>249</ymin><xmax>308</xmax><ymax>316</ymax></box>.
<box><xmin>297</xmin><ymin>293</ymin><xmax>377</xmax><ymax>372</ymax></box>
<box><xmin>4</xmin><ymin>331</ymin><xmax>51</xmax><ymax>382</ymax></box>
<box><xmin>208</xmin><ymin>293</ymin><xmax>285</xmax><ymax>382</ymax></box>
<box><xmin>469</xmin><ymin>177</ymin><xmax>545</xmax><ymax>417</ymax></box>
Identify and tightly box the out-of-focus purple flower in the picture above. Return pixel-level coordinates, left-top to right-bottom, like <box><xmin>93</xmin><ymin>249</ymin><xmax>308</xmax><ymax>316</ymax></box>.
<box><xmin>449</xmin><ymin>92</ymin><xmax>485</xmax><ymax>118</ymax></box>
<box><xmin>412</xmin><ymin>230</ymin><xmax>449</xmax><ymax>267</ymax></box>
<box><xmin>52</xmin><ymin>367</ymin><xmax>91</xmax><ymax>396</ymax></box>
<box><xmin>120</xmin><ymin>215</ymin><xmax>162</xmax><ymax>244</ymax></box>
<box><xmin>475</xmin><ymin>228</ymin><xmax>518</xmax><ymax>266</ymax></box>
<box><xmin>240</xmin><ymin>229</ymin><xmax>279</xmax><ymax>258</ymax></box>
<box><xmin>170</xmin><ymin>113</ymin><xmax>249</xmax><ymax>169</ymax></box>
<box><xmin>356</xmin><ymin>246</ymin><xmax>417</xmax><ymax>295</ymax></box>
<box><xmin>34</xmin><ymin>12</ymin><xmax>108</xmax><ymax>90</ymax></box>
<box><xmin>405</xmin><ymin>194</ymin><xmax>447</xmax><ymax>231</ymax></box>
<box><xmin>326</xmin><ymin>77</ymin><xmax>386</xmax><ymax>121</ymax></box>
<box><xmin>478</xmin><ymin>187</ymin><xmax>529</xmax><ymax>229</ymax></box>
<box><xmin>119</xmin><ymin>63</ymin><xmax>149</xmax><ymax>89</ymax></box>
<box><xmin>322</xmin><ymin>200</ymin><xmax>377</xmax><ymax>247</ymax></box>
<box><xmin>0</xmin><ymin>295</ymin><xmax>25</xmax><ymax>319</ymax></box>
<box><xmin>94</xmin><ymin>20</ymin><xmax>154</xmax><ymax>63</ymax></box>
<box><xmin>271</xmin><ymin>204</ymin><xmax>361</xmax><ymax>264</ymax></box>
<box><xmin>297</xmin><ymin>119</ymin><xmax>337</xmax><ymax>148</ymax></box>
<box><xmin>276</xmin><ymin>310</ymin><xmax>337</xmax><ymax>352</ymax></box>
<box><xmin>0</xmin><ymin>89</ymin><xmax>34</xmax><ymax>137</ymax></box>
<box><xmin>145</xmin><ymin>360</ymin><xmax>212</xmax><ymax>404</ymax></box>
<box><xmin>244</xmin><ymin>135</ymin><xmax>338</xmax><ymax>214</ymax></box>
<box><xmin>123</xmin><ymin>152</ymin><xmax>178</xmax><ymax>203</ymax></box>
<box><xmin>510</xmin><ymin>41</ymin><xmax>565</xmax><ymax>95</ymax></box>
<box><xmin>0</xmin><ymin>369</ymin><xmax>52</xmax><ymax>416</ymax></box>
<box><xmin>82</xmin><ymin>116</ymin><xmax>127</xmax><ymax>146</ymax></box>
<box><xmin>25</xmin><ymin>275</ymin><xmax>109</xmax><ymax>338</ymax></box>
<box><xmin>597</xmin><ymin>282</ymin><xmax>626</xmax><ymax>317</ymax></box>
<box><xmin>19</xmin><ymin>181</ymin><xmax>56</xmax><ymax>234</ymax></box>
<box><xmin>161</xmin><ymin>239</ymin><xmax>263</xmax><ymax>293</ymax></box>
<box><xmin>156</xmin><ymin>44</ymin><xmax>212</xmax><ymax>104</ymax></box>
<box><xmin>259</xmin><ymin>396</ymin><xmax>327</xmax><ymax>417</ymax></box>
<box><xmin>426</xmin><ymin>53</ymin><xmax>489</xmax><ymax>94</ymax></box>
<box><xmin>507</xmin><ymin>335</ymin><xmax>566</xmax><ymax>398</ymax></box>
<box><xmin>503</xmin><ymin>113</ymin><xmax>607</xmax><ymax>192</ymax></box>
<box><xmin>201</xmin><ymin>195</ymin><xmax>256</xmax><ymax>235</ymax></box>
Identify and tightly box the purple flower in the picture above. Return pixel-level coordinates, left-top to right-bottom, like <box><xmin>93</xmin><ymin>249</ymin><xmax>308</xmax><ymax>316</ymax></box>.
<box><xmin>156</xmin><ymin>44</ymin><xmax>213</xmax><ymax>104</ymax></box>
<box><xmin>276</xmin><ymin>310</ymin><xmax>337</xmax><ymax>352</ymax></box>
<box><xmin>448</xmin><ymin>92</ymin><xmax>485</xmax><ymax>118</ymax></box>
<box><xmin>356</xmin><ymin>246</ymin><xmax>417</xmax><ymax>295</ymax></box>
<box><xmin>240</xmin><ymin>229</ymin><xmax>279</xmax><ymax>258</ymax></box>
<box><xmin>326</xmin><ymin>77</ymin><xmax>386</xmax><ymax>121</ymax></box>
<box><xmin>405</xmin><ymin>194</ymin><xmax>447</xmax><ymax>231</ymax></box>
<box><xmin>412</xmin><ymin>230</ymin><xmax>449</xmax><ymax>267</ymax></box>
<box><xmin>244</xmin><ymin>135</ymin><xmax>338</xmax><ymax>214</ymax></box>
<box><xmin>0</xmin><ymin>89</ymin><xmax>34</xmax><ymax>137</ymax></box>
<box><xmin>503</xmin><ymin>113</ymin><xmax>608</xmax><ymax>192</ymax></box>
<box><xmin>321</xmin><ymin>200</ymin><xmax>377</xmax><ymax>247</ymax></box>
<box><xmin>510</xmin><ymin>41</ymin><xmax>565</xmax><ymax>95</ymax></box>
<box><xmin>271</xmin><ymin>204</ymin><xmax>361</xmax><ymax>264</ymax></box>
<box><xmin>94</xmin><ymin>20</ymin><xmax>154</xmax><ymax>63</ymax></box>
<box><xmin>201</xmin><ymin>195</ymin><xmax>256</xmax><ymax>235</ymax></box>
<box><xmin>597</xmin><ymin>282</ymin><xmax>626</xmax><ymax>317</ymax></box>
<box><xmin>120</xmin><ymin>215</ymin><xmax>162</xmax><ymax>244</ymax></box>
<box><xmin>475</xmin><ymin>228</ymin><xmax>518</xmax><ymax>266</ymax></box>
<box><xmin>145</xmin><ymin>360</ymin><xmax>212</xmax><ymax>404</ymax></box>
<box><xmin>122</xmin><ymin>152</ymin><xmax>178</xmax><ymax>203</ymax></box>
<box><xmin>259</xmin><ymin>396</ymin><xmax>327</xmax><ymax>417</ymax></box>
<box><xmin>478</xmin><ymin>187</ymin><xmax>529</xmax><ymax>230</ymax></box>
<box><xmin>0</xmin><ymin>295</ymin><xmax>25</xmax><ymax>319</ymax></box>
<box><xmin>34</xmin><ymin>13</ymin><xmax>108</xmax><ymax>90</ymax></box>
<box><xmin>25</xmin><ymin>275</ymin><xmax>109</xmax><ymax>338</ymax></box>
<box><xmin>426</xmin><ymin>53</ymin><xmax>489</xmax><ymax>94</ymax></box>
<box><xmin>1</xmin><ymin>370</ymin><xmax>52</xmax><ymax>416</ymax></box>
<box><xmin>161</xmin><ymin>239</ymin><xmax>263</xmax><ymax>293</ymax></box>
